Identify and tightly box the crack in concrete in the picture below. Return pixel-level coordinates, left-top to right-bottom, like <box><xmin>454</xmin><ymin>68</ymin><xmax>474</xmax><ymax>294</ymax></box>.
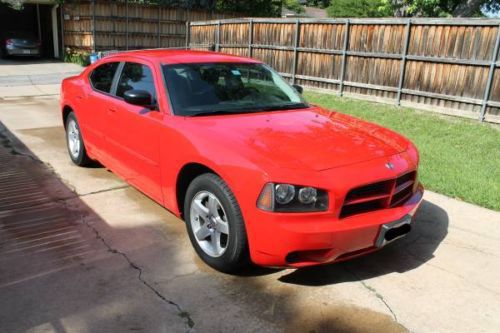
<box><xmin>345</xmin><ymin>267</ymin><xmax>401</xmax><ymax>325</ymax></box>
<box><xmin>78</xmin><ymin>185</ymin><xmax>130</xmax><ymax>197</ymax></box>
<box><xmin>71</xmin><ymin>203</ymin><xmax>196</xmax><ymax>332</ymax></box>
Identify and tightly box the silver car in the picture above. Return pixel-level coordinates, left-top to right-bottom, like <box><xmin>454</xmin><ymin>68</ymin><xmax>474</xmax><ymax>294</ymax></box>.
<box><xmin>1</xmin><ymin>33</ymin><xmax>41</xmax><ymax>58</ymax></box>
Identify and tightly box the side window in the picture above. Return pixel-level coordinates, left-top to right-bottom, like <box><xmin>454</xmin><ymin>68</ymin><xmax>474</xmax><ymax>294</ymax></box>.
<box><xmin>116</xmin><ymin>62</ymin><xmax>156</xmax><ymax>102</ymax></box>
<box><xmin>89</xmin><ymin>62</ymin><xmax>119</xmax><ymax>93</ymax></box>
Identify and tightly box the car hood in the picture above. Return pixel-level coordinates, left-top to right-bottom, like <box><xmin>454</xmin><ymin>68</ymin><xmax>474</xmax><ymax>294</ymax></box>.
<box><xmin>187</xmin><ymin>106</ymin><xmax>411</xmax><ymax>171</ymax></box>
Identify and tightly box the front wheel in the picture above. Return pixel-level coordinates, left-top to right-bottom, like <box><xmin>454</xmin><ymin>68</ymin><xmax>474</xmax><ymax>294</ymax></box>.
<box><xmin>65</xmin><ymin>112</ymin><xmax>91</xmax><ymax>166</ymax></box>
<box><xmin>184</xmin><ymin>173</ymin><xmax>250</xmax><ymax>273</ymax></box>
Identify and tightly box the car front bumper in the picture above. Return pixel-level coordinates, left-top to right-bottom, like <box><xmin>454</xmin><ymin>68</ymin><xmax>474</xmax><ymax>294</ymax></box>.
<box><xmin>248</xmin><ymin>184</ymin><xmax>424</xmax><ymax>268</ymax></box>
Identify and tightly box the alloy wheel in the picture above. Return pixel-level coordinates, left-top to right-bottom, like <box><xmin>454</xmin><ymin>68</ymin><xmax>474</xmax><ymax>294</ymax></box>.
<box><xmin>189</xmin><ymin>191</ymin><xmax>230</xmax><ymax>257</ymax></box>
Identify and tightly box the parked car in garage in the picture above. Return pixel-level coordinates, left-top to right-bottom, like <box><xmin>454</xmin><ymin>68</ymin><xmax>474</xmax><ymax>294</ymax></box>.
<box><xmin>1</xmin><ymin>32</ymin><xmax>41</xmax><ymax>58</ymax></box>
<box><xmin>60</xmin><ymin>50</ymin><xmax>424</xmax><ymax>273</ymax></box>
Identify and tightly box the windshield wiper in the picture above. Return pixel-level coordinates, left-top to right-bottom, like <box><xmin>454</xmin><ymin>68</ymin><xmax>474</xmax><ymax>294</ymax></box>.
<box><xmin>187</xmin><ymin>103</ymin><xmax>309</xmax><ymax>117</ymax></box>
<box><xmin>259</xmin><ymin>103</ymin><xmax>309</xmax><ymax>111</ymax></box>
<box><xmin>187</xmin><ymin>109</ymin><xmax>260</xmax><ymax>117</ymax></box>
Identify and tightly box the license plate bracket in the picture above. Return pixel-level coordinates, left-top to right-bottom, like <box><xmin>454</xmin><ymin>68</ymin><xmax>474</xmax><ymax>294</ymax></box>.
<box><xmin>375</xmin><ymin>215</ymin><xmax>412</xmax><ymax>248</ymax></box>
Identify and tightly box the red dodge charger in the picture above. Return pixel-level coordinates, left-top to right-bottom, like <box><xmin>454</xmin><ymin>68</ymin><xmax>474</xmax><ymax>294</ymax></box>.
<box><xmin>60</xmin><ymin>50</ymin><xmax>423</xmax><ymax>272</ymax></box>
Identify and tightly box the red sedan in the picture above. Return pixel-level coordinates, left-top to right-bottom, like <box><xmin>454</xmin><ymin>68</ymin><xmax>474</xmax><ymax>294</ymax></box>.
<box><xmin>60</xmin><ymin>50</ymin><xmax>423</xmax><ymax>273</ymax></box>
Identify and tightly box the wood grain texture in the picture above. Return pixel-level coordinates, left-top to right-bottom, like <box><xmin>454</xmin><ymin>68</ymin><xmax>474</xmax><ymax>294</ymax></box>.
<box><xmin>404</xmin><ymin>61</ymin><xmax>490</xmax><ymax>99</ymax></box>
<box><xmin>489</xmin><ymin>68</ymin><xmax>500</xmax><ymax>102</ymax></box>
<box><xmin>220</xmin><ymin>23</ymin><xmax>249</xmax><ymax>45</ymax></box>
<box><xmin>63</xmin><ymin>1</ymin><xmax>237</xmax><ymax>51</ymax></box>
<box><xmin>219</xmin><ymin>47</ymin><xmax>249</xmax><ymax>57</ymax></box>
<box><xmin>252</xmin><ymin>23</ymin><xmax>295</xmax><ymax>47</ymax></box>
<box><xmin>189</xmin><ymin>18</ymin><xmax>500</xmax><ymax>121</ymax></box>
<box><xmin>349</xmin><ymin>24</ymin><xmax>405</xmax><ymax>54</ymax></box>
<box><xmin>299</xmin><ymin>24</ymin><xmax>345</xmax><ymax>50</ymax></box>
<box><xmin>297</xmin><ymin>53</ymin><xmax>342</xmax><ymax>79</ymax></box>
<box><xmin>408</xmin><ymin>25</ymin><xmax>497</xmax><ymax>60</ymax></box>
<box><xmin>345</xmin><ymin>57</ymin><xmax>401</xmax><ymax>87</ymax></box>
<box><xmin>252</xmin><ymin>48</ymin><xmax>294</xmax><ymax>73</ymax></box>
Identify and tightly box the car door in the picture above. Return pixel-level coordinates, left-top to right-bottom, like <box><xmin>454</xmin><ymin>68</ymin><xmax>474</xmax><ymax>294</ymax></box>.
<box><xmin>105</xmin><ymin>61</ymin><xmax>164</xmax><ymax>203</ymax></box>
<box><xmin>80</xmin><ymin>61</ymin><xmax>120</xmax><ymax>161</ymax></box>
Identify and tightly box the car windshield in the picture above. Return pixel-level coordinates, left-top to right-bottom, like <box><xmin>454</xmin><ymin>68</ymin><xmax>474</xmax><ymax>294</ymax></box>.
<box><xmin>162</xmin><ymin>62</ymin><xmax>308</xmax><ymax>116</ymax></box>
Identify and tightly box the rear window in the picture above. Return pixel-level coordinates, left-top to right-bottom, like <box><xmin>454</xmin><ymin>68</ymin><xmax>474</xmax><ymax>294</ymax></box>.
<box><xmin>90</xmin><ymin>62</ymin><xmax>119</xmax><ymax>93</ymax></box>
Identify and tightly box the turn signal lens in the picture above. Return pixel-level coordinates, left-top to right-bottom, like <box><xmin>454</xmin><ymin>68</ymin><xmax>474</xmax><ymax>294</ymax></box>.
<box><xmin>256</xmin><ymin>183</ymin><xmax>274</xmax><ymax>211</ymax></box>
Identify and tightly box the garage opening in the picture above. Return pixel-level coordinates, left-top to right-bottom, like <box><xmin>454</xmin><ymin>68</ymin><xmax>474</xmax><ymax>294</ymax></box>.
<box><xmin>0</xmin><ymin>1</ymin><xmax>61</xmax><ymax>59</ymax></box>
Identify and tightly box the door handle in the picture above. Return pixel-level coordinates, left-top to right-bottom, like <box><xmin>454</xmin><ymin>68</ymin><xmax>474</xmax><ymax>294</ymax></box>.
<box><xmin>108</xmin><ymin>108</ymin><xmax>117</xmax><ymax>113</ymax></box>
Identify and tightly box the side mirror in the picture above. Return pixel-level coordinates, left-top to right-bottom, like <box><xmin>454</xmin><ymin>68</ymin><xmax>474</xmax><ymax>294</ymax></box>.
<box><xmin>292</xmin><ymin>84</ymin><xmax>303</xmax><ymax>94</ymax></box>
<box><xmin>123</xmin><ymin>89</ymin><xmax>152</xmax><ymax>107</ymax></box>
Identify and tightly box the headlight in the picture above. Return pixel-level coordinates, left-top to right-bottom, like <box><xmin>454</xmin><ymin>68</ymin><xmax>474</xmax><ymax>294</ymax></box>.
<box><xmin>275</xmin><ymin>184</ymin><xmax>295</xmax><ymax>204</ymax></box>
<box><xmin>257</xmin><ymin>183</ymin><xmax>328</xmax><ymax>212</ymax></box>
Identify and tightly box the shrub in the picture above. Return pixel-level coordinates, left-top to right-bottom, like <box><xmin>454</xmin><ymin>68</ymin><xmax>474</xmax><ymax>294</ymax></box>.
<box><xmin>64</xmin><ymin>48</ymin><xmax>90</xmax><ymax>66</ymax></box>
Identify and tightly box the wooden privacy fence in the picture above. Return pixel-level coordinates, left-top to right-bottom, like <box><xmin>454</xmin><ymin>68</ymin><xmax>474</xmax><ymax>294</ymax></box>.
<box><xmin>61</xmin><ymin>1</ymin><xmax>236</xmax><ymax>53</ymax></box>
<box><xmin>189</xmin><ymin>18</ymin><xmax>500</xmax><ymax>123</ymax></box>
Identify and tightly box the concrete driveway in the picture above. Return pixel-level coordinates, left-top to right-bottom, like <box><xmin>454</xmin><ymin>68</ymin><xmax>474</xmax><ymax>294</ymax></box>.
<box><xmin>0</xmin><ymin>58</ymin><xmax>81</xmax><ymax>98</ymax></box>
<box><xmin>0</xmin><ymin>67</ymin><xmax>499</xmax><ymax>332</ymax></box>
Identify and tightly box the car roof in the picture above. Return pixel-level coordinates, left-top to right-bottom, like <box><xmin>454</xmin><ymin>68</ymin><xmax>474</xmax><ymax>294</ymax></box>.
<box><xmin>103</xmin><ymin>49</ymin><xmax>261</xmax><ymax>65</ymax></box>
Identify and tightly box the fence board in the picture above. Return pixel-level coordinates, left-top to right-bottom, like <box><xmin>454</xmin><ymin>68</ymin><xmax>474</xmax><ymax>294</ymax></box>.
<box><xmin>189</xmin><ymin>17</ymin><xmax>500</xmax><ymax>123</ymax></box>
<box><xmin>299</xmin><ymin>23</ymin><xmax>345</xmax><ymax>50</ymax></box>
<box><xmin>62</xmin><ymin>0</ymin><xmax>237</xmax><ymax>52</ymax></box>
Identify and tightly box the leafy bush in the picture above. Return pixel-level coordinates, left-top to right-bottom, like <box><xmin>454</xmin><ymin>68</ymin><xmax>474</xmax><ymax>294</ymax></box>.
<box><xmin>64</xmin><ymin>48</ymin><xmax>90</xmax><ymax>66</ymax></box>
<box><xmin>284</xmin><ymin>0</ymin><xmax>305</xmax><ymax>13</ymax></box>
<box><xmin>327</xmin><ymin>0</ymin><xmax>392</xmax><ymax>17</ymax></box>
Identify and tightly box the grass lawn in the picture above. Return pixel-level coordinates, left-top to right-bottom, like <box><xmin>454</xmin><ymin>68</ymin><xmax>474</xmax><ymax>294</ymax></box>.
<box><xmin>305</xmin><ymin>91</ymin><xmax>500</xmax><ymax>211</ymax></box>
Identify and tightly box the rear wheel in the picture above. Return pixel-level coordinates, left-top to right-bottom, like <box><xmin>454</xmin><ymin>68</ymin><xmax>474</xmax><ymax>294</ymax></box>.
<box><xmin>65</xmin><ymin>112</ymin><xmax>91</xmax><ymax>166</ymax></box>
<box><xmin>184</xmin><ymin>173</ymin><xmax>250</xmax><ymax>273</ymax></box>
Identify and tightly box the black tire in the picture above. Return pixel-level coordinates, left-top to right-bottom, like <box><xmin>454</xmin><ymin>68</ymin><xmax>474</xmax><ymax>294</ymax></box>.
<box><xmin>65</xmin><ymin>112</ymin><xmax>92</xmax><ymax>166</ymax></box>
<box><xmin>184</xmin><ymin>173</ymin><xmax>250</xmax><ymax>273</ymax></box>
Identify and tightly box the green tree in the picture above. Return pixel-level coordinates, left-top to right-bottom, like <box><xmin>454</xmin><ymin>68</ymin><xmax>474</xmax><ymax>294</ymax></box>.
<box><xmin>306</xmin><ymin>0</ymin><xmax>331</xmax><ymax>8</ymax></box>
<box><xmin>327</xmin><ymin>0</ymin><xmax>392</xmax><ymax>17</ymax></box>
<box><xmin>284</xmin><ymin>0</ymin><xmax>305</xmax><ymax>13</ymax></box>
<box><xmin>381</xmin><ymin>0</ymin><xmax>500</xmax><ymax>17</ymax></box>
<box><xmin>215</xmin><ymin>0</ymin><xmax>282</xmax><ymax>16</ymax></box>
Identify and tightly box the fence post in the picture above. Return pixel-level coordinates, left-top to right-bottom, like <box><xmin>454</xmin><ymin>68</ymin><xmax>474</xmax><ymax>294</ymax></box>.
<box><xmin>112</xmin><ymin>1</ymin><xmax>116</xmax><ymax>50</ymax></box>
<box><xmin>291</xmin><ymin>19</ymin><xmax>300</xmax><ymax>84</ymax></box>
<box><xmin>396</xmin><ymin>19</ymin><xmax>412</xmax><ymax>106</ymax></box>
<box><xmin>215</xmin><ymin>21</ymin><xmax>221</xmax><ymax>52</ymax></box>
<box><xmin>60</xmin><ymin>3</ymin><xmax>65</xmax><ymax>60</ymax></box>
<box><xmin>157</xmin><ymin>5</ymin><xmax>161</xmax><ymax>48</ymax></box>
<box><xmin>479</xmin><ymin>23</ymin><xmax>500</xmax><ymax>122</ymax></box>
<box><xmin>185</xmin><ymin>21</ymin><xmax>190</xmax><ymax>50</ymax></box>
<box><xmin>92</xmin><ymin>0</ymin><xmax>96</xmax><ymax>53</ymax></box>
<box><xmin>248</xmin><ymin>19</ymin><xmax>253</xmax><ymax>58</ymax></box>
<box><xmin>339</xmin><ymin>19</ymin><xmax>350</xmax><ymax>96</ymax></box>
<box><xmin>125</xmin><ymin>0</ymin><xmax>128</xmax><ymax>50</ymax></box>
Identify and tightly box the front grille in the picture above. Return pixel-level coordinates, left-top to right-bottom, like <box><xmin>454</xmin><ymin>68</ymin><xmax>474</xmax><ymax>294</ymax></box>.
<box><xmin>340</xmin><ymin>171</ymin><xmax>417</xmax><ymax>218</ymax></box>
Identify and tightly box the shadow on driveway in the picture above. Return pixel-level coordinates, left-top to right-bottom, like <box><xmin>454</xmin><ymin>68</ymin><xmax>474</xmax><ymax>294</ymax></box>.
<box><xmin>278</xmin><ymin>199</ymin><xmax>448</xmax><ymax>286</ymax></box>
